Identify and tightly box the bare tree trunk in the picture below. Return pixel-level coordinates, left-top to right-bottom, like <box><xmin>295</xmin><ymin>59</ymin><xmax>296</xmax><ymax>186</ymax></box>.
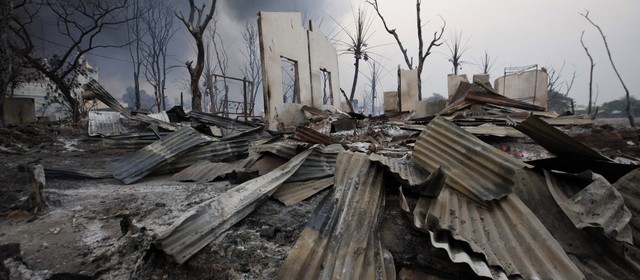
<box><xmin>0</xmin><ymin>0</ymin><xmax>11</xmax><ymax>118</ymax></box>
<box><xmin>349</xmin><ymin>58</ymin><xmax>360</xmax><ymax>103</ymax></box>
<box><xmin>581</xmin><ymin>11</ymin><xmax>635</xmax><ymax>127</ymax></box>
<box><xmin>367</xmin><ymin>0</ymin><xmax>445</xmax><ymax>100</ymax></box>
<box><xmin>176</xmin><ymin>0</ymin><xmax>217</xmax><ymax>112</ymax></box>
<box><xmin>580</xmin><ymin>31</ymin><xmax>595</xmax><ymax>114</ymax></box>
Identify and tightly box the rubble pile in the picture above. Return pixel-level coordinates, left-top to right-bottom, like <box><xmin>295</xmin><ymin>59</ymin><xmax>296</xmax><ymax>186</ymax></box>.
<box><xmin>2</xmin><ymin>79</ymin><xmax>640</xmax><ymax>280</ymax></box>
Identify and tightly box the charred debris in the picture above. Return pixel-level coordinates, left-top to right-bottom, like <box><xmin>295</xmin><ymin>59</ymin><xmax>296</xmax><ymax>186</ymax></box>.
<box><xmin>3</xmin><ymin>11</ymin><xmax>640</xmax><ymax>280</ymax></box>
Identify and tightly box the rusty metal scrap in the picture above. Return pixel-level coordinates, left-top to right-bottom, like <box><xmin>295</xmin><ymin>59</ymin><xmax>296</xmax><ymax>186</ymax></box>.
<box><xmin>413</xmin><ymin>116</ymin><xmax>527</xmax><ymax>204</ymax></box>
<box><xmin>278</xmin><ymin>151</ymin><xmax>394</xmax><ymax>280</ymax></box>
<box><xmin>157</xmin><ymin>147</ymin><xmax>315</xmax><ymax>264</ymax></box>
<box><xmin>172</xmin><ymin>161</ymin><xmax>244</xmax><ymax>183</ymax></box>
<box><xmin>291</xmin><ymin>126</ymin><xmax>332</xmax><ymax>145</ymax></box>
<box><xmin>273</xmin><ymin>176</ymin><xmax>334</xmax><ymax>206</ymax></box>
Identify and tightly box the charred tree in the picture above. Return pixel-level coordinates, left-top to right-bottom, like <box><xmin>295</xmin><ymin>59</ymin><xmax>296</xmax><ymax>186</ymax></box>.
<box><xmin>580</xmin><ymin>30</ymin><xmax>595</xmax><ymax>114</ymax></box>
<box><xmin>367</xmin><ymin>0</ymin><xmax>445</xmax><ymax>100</ymax></box>
<box><xmin>176</xmin><ymin>0</ymin><xmax>217</xmax><ymax>112</ymax></box>
<box><xmin>446</xmin><ymin>31</ymin><xmax>469</xmax><ymax>75</ymax></box>
<box><xmin>240</xmin><ymin>23</ymin><xmax>262</xmax><ymax>116</ymax></box>
<box><xmin>9</xmin><ymin>0</ymin><xmax>131</xmax><ymax>122</ymax></box>
<box><xmin>0</xmin><ymin>0</ymin><xmax>12</xmax><ymax>115</ymax></box>
<box><xmin>581</xmin><ymin>10</ymin><xmax>635</xmax><ymax>127</ymax></box>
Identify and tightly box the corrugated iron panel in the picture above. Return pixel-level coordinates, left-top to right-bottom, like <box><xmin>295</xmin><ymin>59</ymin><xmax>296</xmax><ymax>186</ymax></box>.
<box><xmin>188</xmin><ymin>111</ymin><xmax>257</xmax><ymax>129</ymax></box>
<box><xmin>369</xmin><ymin>153</ymin><xmax>429</xmax><ymax>187</ymax></box>
<box><xmin>413</xmin><ymin>116</ymin><xmax>527</xmax><ymax>203</ymax></box>
<box><xmin>424</xmin><ymin>186</ymin><xmax>584</xmax><ymax>279</ymax></box>
<box><xmin>278</xmin><ymin>151</ymin><xmax>394</xmax><ymax>279</ymax></box>
<box><xmin>154</xmin><ymin>139</ymin><xmax>249</xmax><ymax>174</ymax></box>
<box><xmin>109</xmin><ymin>126</ymin><xmax>213</xmax><ymax>184</ymax></box>
<box><xmin>614</xmin><ymin>169</ymin><xmax>640</xmax><ymax>245</ymax></box>
<box><xmin>147</xmin><ymin>111</ymin><xmax>170</xmax><ymax>123</ymax></box>
<box><xmin>512</xmin><ymin>115</ymin><xmax>610</xmax><ymax>161</ymax></box>
<box><xmin>250</xmin><ymin>142</ymin><xmax>309</xmax><ymax>159</ymax></box>
<box><xmin>156</xmin><ymin>147</ymin><xmax>315</xmax><ymax>264</ymax></box>
<box><xmin>88</xmin><ymin>111</ymin><xmax>122</xmax><ymax>136</ymax></box>
<box><xmin>511</xmin><ymin>168</ymin><xmax>640</xmax><ymax>279</ymax></box>
<box><xmin>291</xmin><ymin>126</ymin><xmax>332</xmax><ymax>145</ymax></box>
<box><xmin>172</xmin><ymin>161</ymin><xmax>243</xmax><ymax>183</ymax></box>
<box><xmin>273</xmin><ymin>176</ymin><xmax>334</xmax><ymax>206</ymax></box>
<box><xmin>545</xmin><ymin>170</ymin><xmax>633</xmax><ymax>244</ymax></box>
<box><xmin>462</xmin><ymin>124</ymin><xmax>526</xmax><ymax>138</ymax></box>
<box><xmin>86</xmin><ymin>80</ymin><xmax>176</xmax><ymax>131</ymax></box>
<box><xmin>286</xmin><ymin>144</ymin><xmax>344</xmax><ymax>182</ymax></box>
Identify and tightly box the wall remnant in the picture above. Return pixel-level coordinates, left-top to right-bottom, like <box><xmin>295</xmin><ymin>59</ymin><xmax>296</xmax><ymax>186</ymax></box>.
<box><xmin>398</xmin><ymin>68</ymin><xmax>419</xmax><ymax>112</ymax></box>
<box><xmin>3</xmin><ymin>97</ymin><xmax>36</xmax><ymax>124</ymax></box>
<box><xmin>495</xmin><ymin>69</ymin><xmax>548</xmax><ymax>109</ymax></box>
<box><xmin>258</xmin><ymin>12</ymin><xmax>340</xmax><ymax>130</ymax></box>
<box><xmin>384</xmin><ymin>91</ymin><xmax>399</xmax><ymax>113</ymax></box>
<box><xmin>447</xmin><ymin>74</ymin><xmax>469</xmax><ymax>100</ymax></box>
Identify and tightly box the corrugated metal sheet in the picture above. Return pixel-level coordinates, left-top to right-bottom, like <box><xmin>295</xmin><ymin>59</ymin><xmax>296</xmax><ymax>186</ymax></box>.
<box><xmin>147</xmin><ymin>111</ymin><xmax>170</xmax><ymax>123</ymax></box>
<box><xmin>157</xmin><ymin>147</ymin><xmax>315</xmax><ymax>264</ymax></box>
<box><xmin>88</xmin><ymin>111</ymin><xmax>122</xmax><ymax>136</ymax></box>
<box><xmin>273</xmin><ymin>176</ymin><xmax>334</xmax><ymax>206</ymax></box>
<box><xmin>614</xmin><ymin>168</ymin><xmax>640</xmax><ymax>245</ymax></box>
<box><xmin>511</xmin><ymin>168</ymin><xmax>640</xmax><ymax>279</ymax></box>
<box><xmin>278</xmin><ymin>151</ymin><xmax>394</xmax><ymax>280</ymax></box>
<box><xmin>512</xmin><ymin>115</ymin><xmax>610</xmax><ymax>161</ymax></box>
<box><xmin>172</xmin><ymin>161</ymin><xmax>243</xmax><ymax>183</ymax></box>
<box><xmin>19</xmin><ymin>164</ymin><xmax>111</xmax><ymax>179</ymax></box>
<box><xmin>291</xmin><ymin>126</ymin><xmax>332</xmax><ymax>145</ymax></box>
<box><xmin>154</xmin><ymin>139</ymin><xmax>249</xmax><ymax>174</ymax></box>
<box><xmin>286</xmin><ymin>144</ymin><xmax>344</xmax><ymax>182</ymax></box>
<box><xmin>250</xmin><ymin>142</ymin><xmax>309</xmax><ymax>159</ymax></box>
<box><xmin>398</xmin><ymin>187</ymin><xmax>499</xmax><ymax>279</ymax></box>
<box><xmin>423</xmin><ymin>186</ymin><xmax>584</xmax><ymax>279</ymax></box>
<box><xmin>413</xmin><ymin>116</ymin><xmax>527</xmax><ymax>203</ymax></box>
<box><xmin>462</xmin><ymin>123</ymin><xmax>526</xmax><ymax>138</ymax></box>
<box><xmin>188</xmin><ymin>111</ymin><xmax>257</xmax><ymax>130</ymax></box>
<box><xmin>86</xmin><ymin>80</ymin><xmax>176</xmax><ymax>131</ymax></box>
<box><xmin>109</xmin><ymin>126</ymin><xmax>213</xmax><ymax>184</ymax></box>
<box><xmin>369</xmin><ymin>153</ymin><xmax>430</xmax><ymax>187</ymax></box>
<box><xmin>545</xmin><ymin>170</ymin><xmax>633</xmax><ymax>244</ymax></box>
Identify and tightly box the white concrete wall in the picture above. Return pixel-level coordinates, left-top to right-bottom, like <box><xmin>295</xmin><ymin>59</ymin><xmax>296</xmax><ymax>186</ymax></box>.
<box><xmin>447</xmin><ymin>74</ymin><xmax>469</xmax><ymax>100</ymax></box>
<box><xmin>308</xmin><ymin>22</ymin><xmax>340</xmax><ymax>108</ymax></box>
<box><xmin>259</xmin><ymin>12</ymin><xmax>312</xmax><ymax>130</ymax></box>
<box><xmin>398</xmin><ymin>69</ymin><xmax>419</xmax><ymax>112</ymax></box>
<box><xmin>384</xmin><ymin>91</ymin><xmax>399</xmax><ymax>113</ymax></box>
<box><xmin>495</xmin><ymin>70</ymin><xmax>548</xmax><ymax>109</ymax></box>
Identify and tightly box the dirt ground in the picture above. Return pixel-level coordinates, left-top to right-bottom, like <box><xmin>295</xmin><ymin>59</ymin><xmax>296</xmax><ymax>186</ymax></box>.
<box><xmin>0</xmin><ymin>118</ymin><xmax>638</xmax><ymax>279</ymax></box>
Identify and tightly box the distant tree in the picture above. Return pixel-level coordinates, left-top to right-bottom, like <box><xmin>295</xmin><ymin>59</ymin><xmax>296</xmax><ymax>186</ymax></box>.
<box><xmin>9</xmin><ymin>0</ymin><xmax>132</xmax><ymax>121</ymax></box>
<box><xmin>580</xmin><ymin>31</ymin><xmax>595</xmax><ymax>114</ymax></box>
<box><xmin>122</xmin><ymin>86</ymin><xmax>155</xmax><ymax>111</ymax></box>
<box><xmin>127</xmin><ymin>0</ymin><xmax>145</xmax><ymax>110</ymax></box>
<box><xmin>581</xmin><ymin>10</ymin><xmax>634</xmax><ymax>127</ymax></box>
<box><xmin>141</xmin><ymin>0</ymin><xmax>177</xmax><ymax>112</ymax></box>
<box><xmin>367</xmin><ymin>0</ymin><xmax>445</xmax><ymax>100</ymax></box>
<box><xmin>445</xmin><ymin>30</ymin><xmax>470</xmax><ymax>75</ymax></box>
<box><xmin>176</xmin><ymin>0</ymin><xmax>217</xmax><ymax>112</ymax></box>
<box><xmin>547</xmin><ymin>90</ymin><xmax>575</xmax><ymax>114</ymax></box>
<box><xmin>240</xmin><ymin>23</ymin><xmax>262</xmax><ymax>116</ymax></box>
<box><xmin>598</xmin><ymin>97</ymin><xmax>640</xmax><ymax>118</ymax></box>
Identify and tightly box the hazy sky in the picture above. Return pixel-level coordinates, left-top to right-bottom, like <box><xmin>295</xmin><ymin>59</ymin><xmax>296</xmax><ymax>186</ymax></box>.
<box><xmin>85</xmin><ymin>0</ymin><xmax>640</xmax><ymax>111</ymax></box>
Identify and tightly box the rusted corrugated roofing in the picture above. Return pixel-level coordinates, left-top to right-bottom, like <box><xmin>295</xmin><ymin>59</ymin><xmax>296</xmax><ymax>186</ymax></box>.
<box><xmin>441</xmin><ymin>81</ymin><xmax>545</xmax><ymax>116</ymax></box>
<box><xmin>156</xmin><ymin>147</ymin><xmax>314</xmax><ymax>264</ymax></box>
<box><xmin>368</xmin><ymin>153</ymin><xmax>430</xmax><ymax>187</ymax></box>
<box><xmin>278</xmin><ymin>151</ymin><xmax>394</xmax><ymax>279</ymax></box>
<box><xmin>423</xmin><ymin>186</ymin><xmax>584</xmax><ymax>279</ymax></box>
<box><xmin>88</xmin><ymin>111</ymin><xmax>122</xmax><ymax>136</ymax></box>
<box><xmin>273</xmin><ymin>176</ymin><xmax>334</xmax><ymax>206</ymax></box>
<box><xmin>512</xmin><ymin>115</ymin><xmax>610</xmax><ymax>161</ymax></box>
<box><xmin>188</xmin><ymin>111</ymin><xmax>258</xmax><ymax>130</ymax></box>
<box><xmin>286</xmin><ymin>144</ymin><xmax>343</xmax><ymax>182</ymax></box>
<box><xmin>512</xmin><ymin>168</ymin><xmax>640</xmax><ymax>279</ymax></box>
<box><xmin>172</xmin><ymin>161</ymin><xmax>243</xmax><ymax>183</ymax></box>
<box><xmin>291</xmin><ymin>126</ymin><xmax>332</xmax><ymax>145</ymax></box>
<box><xmin>154</xmin><ymin>139</ymin><xmax>249</xmax><ymax>174</ymax></box>
<box><xmin>545</xmin><ymin>170</ymin><xmax>633</xmax><ymax>244</ymax></box>
<box><xmin>250</xmin><ymin>142</ymin><xmax>309</xmax><ymax>159</ymax></box>
<box><xmin>413</xmin><ymin>116</ymin><xmax>527</xmax><ymax>203</ymax></box>
<box><xmin>109</xmin><ymin>126</ymin><xmax>213</xmax><ymax>184</ymax></box>
<box><xmin>614</xmin><ymin>168</ymin><xmax>640</xmax><ymax>245</ymax></box>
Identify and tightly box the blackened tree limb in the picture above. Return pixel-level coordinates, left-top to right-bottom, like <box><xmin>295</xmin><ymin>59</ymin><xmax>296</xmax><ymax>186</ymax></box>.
<box><xmin>580</xmin><ymin>30</ymin><xmax>595</xmax><ymax>114</ymax></box>
<box><xmin>176</xmin><ymin>0</ymin><xmax>217</xmax><ymax>111</ymax></box>
<box><xmin>581</xmin><ymin>10</ymin><xmax>634</xmax><ymax>127</ymax></box>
